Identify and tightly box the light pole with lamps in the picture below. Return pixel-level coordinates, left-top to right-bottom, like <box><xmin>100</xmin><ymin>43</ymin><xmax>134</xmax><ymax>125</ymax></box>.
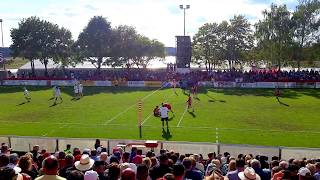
<box><xmin>179</xmin><ymin>4</ymin><xmax>190</xmax><ymax>36</ymax></box>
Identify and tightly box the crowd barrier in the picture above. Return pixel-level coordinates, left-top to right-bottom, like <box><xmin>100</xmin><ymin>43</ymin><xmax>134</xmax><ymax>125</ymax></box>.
<box><xmin>1</xmin><ymin>136</ymin><xmax>319</xmax><ymax>159</ymax></box>
<box><xmin>1</xmin><ymin>80</ymin><xmax>320</xmax><ymax>88</ymax></box>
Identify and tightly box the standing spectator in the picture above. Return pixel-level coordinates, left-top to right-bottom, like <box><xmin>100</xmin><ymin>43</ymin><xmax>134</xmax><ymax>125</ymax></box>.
<box><xmin>107</xmin><ymin>163</ymin><xmax>120</xmax><ymax>180</ymax></box>
<box><xmin>136</xmin><ymin>164</ymin><xmax>149</xmax><ymax>180</ymax></box>
<box><xmin>149</xmin><ymin>154</ymin><xmax>172</xmax><ymax>180</ymax></box>
<box><xmin>94</xmin><ymin>139</ymin><xmax>101</xmax><ymax>150</ymax></box>
<box><xmin>0</xmin><ymin>154</ymin><xmax>9</xmax><ymax>168</ymax></box>
<box><xmin>227</xmin><ymin>159</ymin><xmax>245</xmax><ymax>180</ymax></box>
<box><xmin>59</xmin><ymin>154</ymin><xmax>74</xmax><ymax>178</ymax></box>
<box><xmin>173</xmin><ymin>164</ymin><xmax>185</xmax><ymax>180</ymax></box>
<box><xmin>238</xmin><ymin>167</ymin><xmax>261</xmax><ymax>180</ymax></box>
<box><xmin>35</xmin><ymin>155</ymin><xmax>66</xmax><ymax>180</ymax></box>
<box><xmin>74</xmin><ymin>154</ymin><xmax>94</xmax><ymax>173</ymax></box>
<box><xmin>67</xmin><ymin>170</ymin><xmax>83</xmax><ymax>180</ymax></box>
<box><xmin>251</xmin><ymin>159</ymin><xmax>269</xmax><ymax>180</ymax></box>
<box><xmin>121</xmin><ymin>168</ymin><xmax>136</xmax><ymax>180</ymax></box>
<box><xmin>93</xmin><ymin>160</ymin><xmax>107</xmax><ymax>180</ymax></box>
<box><xmin>18</xmin><ymin>155</ymin><xmax>34</xmax><ymax>180</ymax></box>
<box><xmin>84</xmin><ymin>170</ymin><xmax>99</xmax><ymax>180</ymax></box>
<box><xmin>183</xmin><ymin>157</ymin><xmax>203</xmax><ymax>180</ymax></box>
<box><xmin>64</xmin><ymin>144</ymin><xmax>72</xmax><ymax>154</ymax></box>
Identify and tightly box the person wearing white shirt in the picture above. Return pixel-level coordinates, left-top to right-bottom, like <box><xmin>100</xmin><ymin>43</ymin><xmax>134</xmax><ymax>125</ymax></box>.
<box><xmin>54</xmin><ymin>87</ymin><xmax>63</xmax><ymax>104</ymax></box>
<box><xmin>23</xmin><ymin>87</ymin><xmax>31</xmax><ymax>102</ymax></box>
<box><xmin>159</xmin><ymin>104</ymin><xmax>169</xmax><ymax>129</ymax></box>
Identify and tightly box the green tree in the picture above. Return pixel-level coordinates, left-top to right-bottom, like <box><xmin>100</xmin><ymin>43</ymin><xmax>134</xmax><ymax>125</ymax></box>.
<box><xmin>110</xmin><ymin>25</ymin><xmax>138</xmax><ymax>68</ymax></box>
<box><xmin>292</xmin><ymin>0</ymin><xmax>320</xmax><ymax>69</ymax></box>
<box><xmin>226</xmin><ymin>15</ymin><xmax>254</xmax><ymax>69</ymax></box>
<box><xmin>76</xmin><ymin>16</ymin><xmax>113</xmax><ymax>72</ymax></box>
<box><xmin>131</xmin><ymin>35</ymin><xmax>165</xmax><ymax>68</ymax></box>
<box><xmin>192</xmin><ymin>23</ymin><xmax>223</xmax><ymax>71</ymax></box>
<box><xmin>52</xmin><ymin>27</ymin><xmax>74</xmax><ymax>73</ymax></box>
<box><xmin>10</xmin><ymin>16</ymin><xmax>44</xmax><ymax>76</ymax></box>
<box><xmin>255</xmin><ymin>4</ymin><xmax>294</xmax><ymax>70</ymax></box>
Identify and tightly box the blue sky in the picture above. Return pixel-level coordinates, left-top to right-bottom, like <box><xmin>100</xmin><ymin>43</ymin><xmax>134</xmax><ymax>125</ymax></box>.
<box><xmin>0</xmin><ymin>0</ymin><xmax>299</xmax><ymax>47</ymax></box>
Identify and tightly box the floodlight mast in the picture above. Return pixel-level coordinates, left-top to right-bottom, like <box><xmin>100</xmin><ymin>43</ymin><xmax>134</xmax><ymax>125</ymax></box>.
<box><xmin>179</xmin><ymin>5</ymin><xmax>190</xmax><ymax>36</ymax></box>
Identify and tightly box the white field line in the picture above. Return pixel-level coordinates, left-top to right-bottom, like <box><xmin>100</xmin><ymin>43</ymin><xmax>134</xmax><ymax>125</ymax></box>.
<box><xmin>42</xmin><ymin>124</ymin><xmax>68</xmax><ymax>137</ymax></box>
<box><xmin>176</xmin><ymin>105</ymin><xmax>188</xmax><ymax>127</ymax></box>
<box><xmin>103</xmin><ymin>86</ymin><xmax>164</xmax><ymax>125</ymax></box>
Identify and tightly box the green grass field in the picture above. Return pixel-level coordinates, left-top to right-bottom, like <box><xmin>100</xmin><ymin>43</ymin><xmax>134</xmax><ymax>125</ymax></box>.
<box><xmin>0</xmin><ymin>86</ymin><xmax>319</xmax><ymax>148</ymax></box>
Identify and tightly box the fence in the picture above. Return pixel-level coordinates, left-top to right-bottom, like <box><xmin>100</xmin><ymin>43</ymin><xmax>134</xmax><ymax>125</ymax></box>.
<box><xmin>1</xmin><ymin>136</ymin><xmax>320</xmax><ymax>159</ymax></box>
<box><xmin>1</xmin><ymin>80</ymin><xmax>320</xmax><ymax>88</ymax></box>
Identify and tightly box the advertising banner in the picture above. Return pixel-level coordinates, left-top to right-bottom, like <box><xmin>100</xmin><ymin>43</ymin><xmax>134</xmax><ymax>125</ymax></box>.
<box><xmin>240</xmin><ymin>83</ymin><xmax>257</xmax><ymax>88</ymax></box>
<box><xmin>128</xmin><ymin>81</ymin><xmax>145</xmax><ymax>87</ymax></box>
<box><xmin>80</xmin><ymin>80</ymin><xmax>95</xmax><ymax>86</ymax></box>
<box><xmin>198</xmin><ymin>81</ymin><xmax>212</xmax><ymax>87</ymax></box>
<box><xmin>94</xmin><ymin>81</ymin><xmax>112</xmax><ymax>87</ymax></box>
<box><xmin>112</xmin><ymin>80</ymin><xmax>128</xmax><ymax>86</ymax></box>
<box><xmin>213</xmin><ymin>81</ymin><xmax>236</xmax><ymax>88</ymax></box>
<box><xmin>256</xmin><ymin>82</ymin><xmax>275</xmax><ymax>88</ymax></box>
<box><xmin>316</xmin><ymin>82</ymin><xmax>320</xmax><ymax>88</ymax></box>
<box><xmin>296</xmin><ymin>82</ymin><xmax>316</xmax><ymax>88</ymax></box>
<box><xmin>144</xmin><ymin>81</ymin><xmax>162</xmax><ymax>87</ymax></box>
<box><xmin>51</xmin><ymin>80</ymin><xmax>75</xmax><ymax>86</ymax></box>
<box><xmin>2</xmin><ymin>80</ymin><xmax>47</xmax><ymax>86</ymax></box>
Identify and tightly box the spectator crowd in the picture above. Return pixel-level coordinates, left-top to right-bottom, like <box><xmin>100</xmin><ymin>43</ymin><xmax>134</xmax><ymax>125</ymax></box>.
<box><xmin>1</xmin><ymin>141</ymin><xmax>320</xmax><ymax>180</ymax></box>
<box><xmin>10</xmin><ymin>69</ymin><xmax>320</xmax><ymax>83</ymax></box>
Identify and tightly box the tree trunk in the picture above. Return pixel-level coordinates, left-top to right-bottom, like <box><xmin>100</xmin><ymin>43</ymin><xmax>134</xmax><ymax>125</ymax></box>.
<box><xmin>97</xmin><ymin>57</ymin><xmax>102</xmax><ymax>73</ymax></box>
<box><xmin>44</xmin><ymin>59</ymin><xmax>48</xmax><ymax>77</ymax></box>
<box><xmin>31</xmin><ymin>59</ymin><xmax>35</xmax><ymax>77</ymax></box>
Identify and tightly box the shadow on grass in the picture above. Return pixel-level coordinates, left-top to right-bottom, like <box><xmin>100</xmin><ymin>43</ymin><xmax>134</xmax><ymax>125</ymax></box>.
<box><xmin>16</xmin><ymin>102</ymin><xmax>27</xmax><ymax>106</ymax></box>
<box><xmin>162</xmin><ymin>127</ymin><xmax>172</xmax><ymax>140</ymax></box>
<box><xmin>188</xmin><ymin>111</ymin><xmax>196</xmax><ymax>118</ymax></box>
<box><xmin>204</xmin><ymin>88</ymin><xmax>319</xmax><ymax>99</ymax></box>
<box><xmin>276</xmin><ymin>97</ymin><xmax>290</xmax><ymax>107</ymax></box>
<box><xmin>206</xmin><ymin>94</ymin><xmax>226</xmax><ymax>103</ymax></box>
<box><xmin>71</xmin><ymin>97</ymin><xmax>81</xmax><ymax>101</ymax></box>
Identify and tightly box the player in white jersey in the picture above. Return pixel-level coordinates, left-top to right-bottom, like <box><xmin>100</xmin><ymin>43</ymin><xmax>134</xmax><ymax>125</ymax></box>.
<box><xmin>78</xmin><ymin>83</ymin><xmax>83</xmax><ymax>97</ymax></box>
<box><xmin>23</xmin><ymin>87</ymin><xmax>31</xmax><ymax>102</ymax></box>
<box><xmin>54</xmin><ymin>86</ymin><xmax>63</xmax><ymax>104</ymax></box>
<box><xmin>74</xmin><ymin>83</ymin><xmax>79</xmax><ymax>98</ymax></box>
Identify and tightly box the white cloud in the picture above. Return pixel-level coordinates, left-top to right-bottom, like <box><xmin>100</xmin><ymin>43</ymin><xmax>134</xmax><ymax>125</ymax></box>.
<box><xmin>0</xmin><ymin>0</ymin><xmax>297</xmax><ymax>47</ymax></box>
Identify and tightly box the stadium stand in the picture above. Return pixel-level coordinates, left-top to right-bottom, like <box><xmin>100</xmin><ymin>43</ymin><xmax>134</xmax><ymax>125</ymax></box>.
<box><xmin>9</xmin><ymin>68</ymin><xmax>320</xmax><ymax>83</ymax></box>
<box><xmin>0</xmin><ymin>142</ymin><xmax>319</xmax><ymax>180</ymax></box>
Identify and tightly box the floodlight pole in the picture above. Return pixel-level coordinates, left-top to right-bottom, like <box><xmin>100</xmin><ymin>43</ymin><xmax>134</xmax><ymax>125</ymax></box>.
<box><xmin>179</xmin><ymin>5</ymin><xmax>190</xmax><ymax>36</ymax></box>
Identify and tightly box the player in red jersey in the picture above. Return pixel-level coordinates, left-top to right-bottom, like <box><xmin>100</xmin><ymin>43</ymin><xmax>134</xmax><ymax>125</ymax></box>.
<box><xmin>186</xmin><ymin>94</ymin><xmax>194</xmax><ymax>112</ymax></box>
